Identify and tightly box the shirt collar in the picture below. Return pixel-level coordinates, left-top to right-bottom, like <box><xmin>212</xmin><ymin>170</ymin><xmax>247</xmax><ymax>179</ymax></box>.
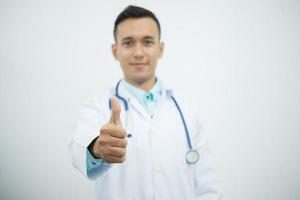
<box><xmin>122</xmin><ymin>79</ymin><xmax>162</xmax><ymax>104</ymax></box>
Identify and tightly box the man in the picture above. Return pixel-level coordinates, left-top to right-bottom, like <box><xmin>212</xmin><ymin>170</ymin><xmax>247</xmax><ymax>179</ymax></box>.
<box><xmin>68</xmin><ymin>5</ymin><xmax>222</xmax><ymax>200</ymax></box>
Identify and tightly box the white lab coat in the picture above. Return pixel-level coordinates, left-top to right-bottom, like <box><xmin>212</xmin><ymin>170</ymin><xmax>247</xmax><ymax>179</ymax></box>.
<box><xmin>68</xmin><ymin>80</ymin><xmax>222</xmax><ymax>200</ymax></box>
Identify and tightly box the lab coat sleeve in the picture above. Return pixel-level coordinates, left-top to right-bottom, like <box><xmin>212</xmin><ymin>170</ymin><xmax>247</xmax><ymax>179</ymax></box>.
<box><xmin>68</xmin><ymin>96</ymin><xmax>112</xmax><ymax>180</ymax></box>
<box><xmin>193</xmin><ymin>113</ymin><xmax>223</xmax><ymax>200</ymax></box>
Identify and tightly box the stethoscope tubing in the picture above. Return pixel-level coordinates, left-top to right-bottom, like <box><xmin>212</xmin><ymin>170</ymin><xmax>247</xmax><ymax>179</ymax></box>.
<box><xmin>109</xmin><ymin>80</ymin><xmax>129</xmax><ymax>111</ymax></box>
<box><xmin>109</xmin><ymin>80</ymin><xmax>193</xmax><ymax>150</ymax></box>
<box><xmin>168</xmin><ymin>94</ymin><xmax>193</xmax><ymax>150</ymax></box>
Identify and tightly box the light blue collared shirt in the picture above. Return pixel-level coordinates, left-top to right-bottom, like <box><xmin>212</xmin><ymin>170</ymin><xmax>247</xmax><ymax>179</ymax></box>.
<box><xmin>86</xmin><ymin>79</ymin><xmax>162</xmax><ymax>175</ymax></box>
<box><xmin>122</xmin><ymin>79</ymin><xmax>162</xmax><ymax>118</ymax></box>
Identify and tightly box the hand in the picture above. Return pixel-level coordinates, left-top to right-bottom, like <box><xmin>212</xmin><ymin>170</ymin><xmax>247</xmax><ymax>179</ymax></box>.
<box><xmin>92</xmin><ymin>96</ymin><xmax>127</xmax><ymax>163</ymax></box>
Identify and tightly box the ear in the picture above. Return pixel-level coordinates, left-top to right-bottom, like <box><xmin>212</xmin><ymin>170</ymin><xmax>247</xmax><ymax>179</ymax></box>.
<box><xmin>111</xmin><ymin>43</ymin><xmax>118</xmax><ymax>60</ymax></box>
<box><xmin>158</xmin><ymin>42</ymin><xmax>164</xmax><ymax>58</ymax></box>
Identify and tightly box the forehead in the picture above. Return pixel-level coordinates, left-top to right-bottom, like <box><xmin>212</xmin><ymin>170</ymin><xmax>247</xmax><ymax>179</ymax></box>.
<box><xmin>116</xmin><ymin>17</ymin><xmax>159</xmax><ymax>41</ymax></box>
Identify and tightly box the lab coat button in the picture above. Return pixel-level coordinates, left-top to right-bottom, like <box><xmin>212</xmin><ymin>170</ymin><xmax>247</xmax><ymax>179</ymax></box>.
<box><xmin>149</xmin><ymin>129</ymin><xmax>155</xmax><ymax>134</ymax></box>
<box><xmin>154</xmin><ymin>166</ymin><xmax>160</xmax><ymax>172</ymax></box>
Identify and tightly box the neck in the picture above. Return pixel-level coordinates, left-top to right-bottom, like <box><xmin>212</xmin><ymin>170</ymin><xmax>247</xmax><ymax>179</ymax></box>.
<box><xmin>125</xmin><ymin>77</ymin><xmax>156</xmax><ymax>92</ymax></box>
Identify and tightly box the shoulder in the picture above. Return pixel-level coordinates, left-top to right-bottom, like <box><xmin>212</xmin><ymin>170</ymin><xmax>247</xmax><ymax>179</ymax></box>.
<box><xmin>163</xmin><ymin>82</ymin><xmax>204</xmax><ymax>127</ymax></box>
<box><xmin>78</xmin><ymin>88</ymin><xmax>113</xmax><ymax>117</ymax></box>
<box><xmin>163</xmin><ymin>82</ymin><xmax>200</xmax><ymax>111</ymax></box>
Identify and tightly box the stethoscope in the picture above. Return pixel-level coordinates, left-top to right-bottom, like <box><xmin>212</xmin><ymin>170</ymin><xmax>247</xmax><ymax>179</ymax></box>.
<box><xmin>109</xmin><ymin>80</ymin><xmax>200</xmax><ymax>164</ymax></box>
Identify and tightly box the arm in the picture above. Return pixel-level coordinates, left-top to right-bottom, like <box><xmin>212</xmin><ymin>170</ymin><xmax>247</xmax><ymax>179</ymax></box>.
<box><xmin>193</xmin><ymin>115</ymin><xmax>223</xmax><ymax>200</ymax></box>
<box><xmin>68</xmin><ymin>96</ymin><xmax>111</xmax><ymax>180</ymax></box>
<box><xmin>68</xmin><ymin>96</ymin><xmax>127</xmax><ymax>180</ymax></box>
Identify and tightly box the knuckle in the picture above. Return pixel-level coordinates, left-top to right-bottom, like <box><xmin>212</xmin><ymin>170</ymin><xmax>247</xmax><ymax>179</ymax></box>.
<box><xmin>100</xmin><ymin>127</ymin><xmax>105</xmax><ymax>133</ymax></box>
<box><xmin>98</xmin><ymin>137</ymin><xmax>106</xmax><ymax>146</ymax></box>
<box><xmin>100</xmin><ymin>147</ymin><xmax>108</xmax><ymax>155</ymax></box>
<box><xmin>100</xmin><ymin>130</ymin><xmax>109</xmax><ymax>137</ymax></box>
<box><xmin>100</xmin><ymin>124</ymin><xmax>114</xmax><ymax>134</ymax></box>
<box><xmin>120</xmin><ymin>148</ymin><xmax>126</xmax><ymax>156</ymax></box>
<box><xmin>100</xmin><ymin>125</ymin><xmax>109</xmax><ymax>133</ymax></box>
<box><xmin>113</xmin><ymin>148</ymin><xmax>125</xmax><ymax>157</ymax></box>
<box><xmin>115</xmin><ymin>127</ymin><xmax>126</xmax><ymax>137</ymax></box>
<box><xmin>121</xmin><ymin>128</ymin><xmax>126</xmax><ymax>136</ymax></box>
<box><xmin>109</xmin><ymin>127</ymin><xmax>119</xmax><ymax>136</ymax></box>
<box><xmin>120</xmin><ymin>155</ymin><xmax>126</xmax><ymax>162</ymax></box>
<box><xmin>115</xmin><ymin>148</ymin><xmax>123</xmax><ymax>157</ymax></box>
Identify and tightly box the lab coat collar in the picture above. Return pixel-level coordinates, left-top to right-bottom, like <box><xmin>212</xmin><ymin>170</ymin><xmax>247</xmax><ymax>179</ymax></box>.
<box><xmin>114</xmin><ymin>79</ymin><xmax>170</xmax><ymax>121</ymax></box>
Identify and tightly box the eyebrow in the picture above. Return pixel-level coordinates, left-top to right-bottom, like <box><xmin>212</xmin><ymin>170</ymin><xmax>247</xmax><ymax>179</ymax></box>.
<box><xmin>144</xmin><ymin>36</ymin><xmax>155</xmax><ymax>40</ymax></box>
<box><xmin>121</xmin><ymin>35</ymin><xmax>156</xmax><ymax>42</ymax></box>
<box><xmin>121</xmin><ymin>37</ymin><xmax>133</xmax><ymax>42</ymax></box>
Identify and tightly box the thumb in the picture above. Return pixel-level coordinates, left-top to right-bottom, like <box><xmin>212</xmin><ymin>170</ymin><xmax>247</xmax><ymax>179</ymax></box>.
<box><xmin>109</xmin><ymin>96</ymin><xmax>121</xmax><ymax>125</ymax></box>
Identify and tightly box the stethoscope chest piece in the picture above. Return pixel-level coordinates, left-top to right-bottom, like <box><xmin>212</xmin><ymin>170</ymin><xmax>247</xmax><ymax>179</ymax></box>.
<box><xmin>186</xmin><ymin>149</ymin><xmax>200</xmax><ymax>164</ymax></box>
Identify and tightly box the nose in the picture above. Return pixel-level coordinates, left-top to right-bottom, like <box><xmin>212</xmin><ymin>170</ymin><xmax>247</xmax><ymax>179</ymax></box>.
<box><xmin>133</xmin><ymin>43</ymin><xmax>144</xmax><ymax>59</ymax></box>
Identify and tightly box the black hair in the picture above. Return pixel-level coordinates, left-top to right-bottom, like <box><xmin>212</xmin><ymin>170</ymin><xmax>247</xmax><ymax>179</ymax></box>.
<box><xmin>113</xmin><ymin>5</ymin><xmax>161</xmax><ymax>42</ymax></box>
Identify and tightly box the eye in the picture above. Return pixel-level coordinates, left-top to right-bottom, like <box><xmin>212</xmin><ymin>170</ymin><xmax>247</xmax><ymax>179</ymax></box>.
<box><xmin>122</xmin><ymin>40</ymin><xmax>133</xmax><ymax>47</ymax></box>
<box><xmin>144</xmin><ymin>40</ymin><xmax>154</xmax><ymax>46</ymax></box>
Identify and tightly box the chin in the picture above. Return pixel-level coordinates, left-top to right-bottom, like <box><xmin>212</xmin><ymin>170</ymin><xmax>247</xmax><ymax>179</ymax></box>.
<box><xmin>128</xmin><ymin>75</ymin><xmax>153</xmax><ymax>85</ymax></box>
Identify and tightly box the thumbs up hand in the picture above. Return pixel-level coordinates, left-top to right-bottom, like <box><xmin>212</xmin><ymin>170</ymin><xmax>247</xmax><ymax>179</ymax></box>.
<box><xmin>91</xmin><ymin>96</ymin><xmax>127</xmax><ymax>163</ymax></box>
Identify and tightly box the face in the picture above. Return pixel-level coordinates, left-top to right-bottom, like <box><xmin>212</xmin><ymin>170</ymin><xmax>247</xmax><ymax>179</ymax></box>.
<box><xmin>112</xmin><ymin>17</ymin><xmax>164</xmax><ymax>86</ymax></box>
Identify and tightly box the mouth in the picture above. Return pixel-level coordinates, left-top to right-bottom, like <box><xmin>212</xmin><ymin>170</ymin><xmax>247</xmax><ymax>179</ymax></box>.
<box><xmin>130</xmin><ymin>62</ymin><xmax>148</xmax><ymax>70</ymax></box>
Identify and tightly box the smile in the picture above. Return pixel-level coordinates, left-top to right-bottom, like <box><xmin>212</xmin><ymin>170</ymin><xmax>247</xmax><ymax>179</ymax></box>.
<box><xmin>130</xmin><ymin>63</ymin><xmax>148</xmax><ymax>70</ymax></box>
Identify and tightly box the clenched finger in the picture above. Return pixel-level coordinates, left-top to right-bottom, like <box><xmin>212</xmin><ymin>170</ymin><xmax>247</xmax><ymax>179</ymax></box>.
<box><xmin>107</xmin><ymin>146</ymin><xmax>126</xmax><ymax>158</ymax></box>
<box><xmin>101</xmin><ymin>125</ymin><xmax>126</xmax><ymax>138</ymax></box>
<box><xmin>108</xmin><ymin>136</ymin><xmax>128</xmax><ymax>148</ymax></box>
<box><xmin>109</xmin><ymin>127</ymin><xmax>126</xmax><ymax>138</ymax></box>
<box><xmin>103</xmin><ymin>154</ymin><xmax>126</xmax><ymax>163</ymax></box>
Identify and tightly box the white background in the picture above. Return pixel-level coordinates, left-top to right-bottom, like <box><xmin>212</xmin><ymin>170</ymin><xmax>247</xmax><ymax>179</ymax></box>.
<box><xmin>0</xmin><ymin>0</ymin><xmax>299</xmax><ymax>199</ymax></box>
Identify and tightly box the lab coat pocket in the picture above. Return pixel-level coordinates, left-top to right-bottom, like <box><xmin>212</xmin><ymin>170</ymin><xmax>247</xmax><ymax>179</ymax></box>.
<box><xmin>173</xmin><ymin>156</ymin><xmax>196</xmax><ymax>197</ymax></box>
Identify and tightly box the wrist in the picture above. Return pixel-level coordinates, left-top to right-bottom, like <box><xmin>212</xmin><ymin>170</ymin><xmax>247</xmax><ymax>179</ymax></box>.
<box><xmin>88</xmin><ymin>137</ymin><xmax>101</xmax><ymax>159</ymax></box>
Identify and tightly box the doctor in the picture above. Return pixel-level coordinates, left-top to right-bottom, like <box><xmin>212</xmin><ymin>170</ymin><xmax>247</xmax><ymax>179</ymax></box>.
<box><xmin>69</xmin><ymin>5</ymin><xmax>222</xmax><ymax>200</ymax></box>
